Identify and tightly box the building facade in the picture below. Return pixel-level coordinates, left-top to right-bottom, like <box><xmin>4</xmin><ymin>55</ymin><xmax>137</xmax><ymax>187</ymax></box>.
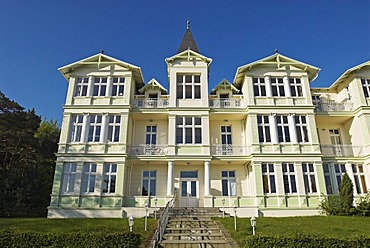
<box><xmin>48</xmin><ymin>25</ymin><xmax>370</xmax><ymax>218</ymax></box>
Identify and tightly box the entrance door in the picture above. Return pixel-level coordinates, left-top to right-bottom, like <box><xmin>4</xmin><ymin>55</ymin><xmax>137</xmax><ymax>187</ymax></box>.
<box><xmin>179</xmin><ymin>171</ymin><xmax>199</xmax><ymax>207</ymax></box>
<box><xmin>329</xmin><ymin>129</ymin><xmax>343</xmax><ymax>156</ymax></box>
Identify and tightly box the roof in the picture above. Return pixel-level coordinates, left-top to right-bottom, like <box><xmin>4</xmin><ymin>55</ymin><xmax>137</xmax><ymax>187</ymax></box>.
<box><xmin>58</xmin><ymin>53</ymin><xmax>145</xmax><ymax>85</ymax></box>
<box><xmin>233</xmin><ymin>53</ymin><xmax>320</xmax><ymax>86</ymax></box>
<box><xmin>330</xmin><ymin>60</ymin><xmax>370</xmax><ymax>90</ymax></box>
<box><xmin>166</xmin><ymin>49</ymin><xmax>212</xmax><ymax>64</ymax></box>
<box><xmin>139</xmin><ymin>78</ymin><xmax>168</xmax><ymax>94</ymax></box>
<box><xmin>177</xmin><ymin>24</ymin><xmax>199</xmax><ymax>54</ymax></box>
<box><xmin>211</xmin><ymin>79</ymin><xmax>240</xmax><ymax>94</ymax></box>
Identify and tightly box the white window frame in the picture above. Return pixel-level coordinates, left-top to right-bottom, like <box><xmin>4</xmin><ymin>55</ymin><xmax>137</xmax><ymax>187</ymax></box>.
<box><xmin>276</xmin><ymin>115</ymin><xmax>290</xmax><ymax>143</ymax></box>
<box><xmin>257</xmin><ymin>115</ymin><xmax>271</xmax><ymax>143</ymax></box>
<box><xmin>146</xmin><ymin>125</ymin><xmax>157</xmax><ymax>145</ymax></box>
<box><xmin>103</xmin><ymin>163</ymin><xmax>117</xmax><ymax>194</ymax></box>
<box><xmin>112</xmin><ymin>77</ymin><xmax>125</xmax><ymax>96</ymax></box>
<box><xmin>81</xmin><ymin>163</ymin><xmax>97</xmax><ymax>194</ymax></box>
<box><xmin>323</xmin><ymin>163</ymin><xmax>333</xmax><ymax>194</ymax></box>
<box><xmin>302</xmin><ymin>163</ymin><xmax>317</xmax><ymax>194</ymax></box>
<box><xmin>74</xmin><ymin>77</ymin><xmax>89</xmax><ymax>97</ymax></box>
<box><xmin>176</xmin><ymin>116</ymin><xmax>202</xmax><ymax>144</ymax></box>
<box><xmin>93</xmin><ymin>77</ymin><xmax>107</xmax><ymax>97</ymax></box>
<box><xmin>61</xmin><ymin>163</ymin><xmax>77</xmax><ymax>194</ymax></box>
<box><xmin>289</xmin><ymin>78</ymin><xmax>303</xmax><ymax>97</ymax></box>
<box><xmin>361</xmin><ymin>79</ymin><xmax>370</xmax><ymax>98</ymax></box>
<box><xmin>271</xmin><ymin>77</ymin><xmax>285</xmax><ymax>97</ymax></box>
<box><xmin>333</xmin><ymin>163</ymin><xmax>346</xmax><ymax>192</ymax></box>
<box><xmin>282</xmin><ymin>163</ymin><xmax>297</xmax><ymax>194</ymax></box>
<box><xmin>352</xmin><ymin>164</ymin><xmax>368</xmax><ymax>195</ymax></box>
<box><xmin>176</xmin><ymin>74</ymin><xmax>201</xmax><ymax>99</ymax></box>
<box><xmin>262</xmin><ymin>163</ymin><xmax>276</xmax><ymax>194</ymax></box>
<box><xmin>107</xmin><ymin>115</ymin><xmax>121</xmax><ymax>142</ymax></box>
<box><xmin>221</xmin><ymin>171</ymin><xmax>236</xmax><ymax>196</ymax></box>
<box><xmin>295</xmin><ymin>115</ymin><xmax>309</xmax><ymax>143</ymax></box>
<box><xmin>69</xmin><ymin>115</ymin><xmax>84</xmax><ymax>142</ymax></box>
<box><xmin>142</xmin><ymin>170</ymin><xmax>157</xmax><ymax>196</ymax></box>
<box><xmin>253</xmin><ymin>77</ymin><xmax>266</xmax><ymax>97</ymax></box>
<box><xmin>88</xmin><ymin>115</ymin><xmax>102</xmax><ymax>142</ymax></box>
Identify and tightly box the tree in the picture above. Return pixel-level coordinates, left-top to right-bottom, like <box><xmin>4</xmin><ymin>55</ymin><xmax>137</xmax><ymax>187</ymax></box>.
<box><xmin>339</xmin><ymin>173</ymin><xmax>354</xmax><ymax>213</ymax></box>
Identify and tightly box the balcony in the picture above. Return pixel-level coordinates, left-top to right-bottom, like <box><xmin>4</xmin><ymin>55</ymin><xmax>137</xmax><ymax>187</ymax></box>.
<box><xmin>320</xmin><ymin>144</ymin><xmax>364</xmax><ymax>157</ymax></box>
<box><xmin>209</xmin><ymin>99</ymin><xmax>243</xmax><ymax>108</ymax></box>
<box><xmin>314</xmin><ymin>101</ymin><xmax>353</xmax><ymax>112</ymax></box>
<box><xmin>132</xmin><ymin>98</ymin><xmax>169</xmax><ymax>109</ymax></box>
<box><xmin>211</xmin><ymin>145</ymin><xmax>249</xmax><ymax>156</ymax></box>
<box><xmin>129</xmin><ymin>145</ymin><xmax>168</xmax><ymax>155</ymax></box>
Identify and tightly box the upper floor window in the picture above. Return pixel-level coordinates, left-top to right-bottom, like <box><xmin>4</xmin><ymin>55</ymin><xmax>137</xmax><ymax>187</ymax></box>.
<box><xmin>257</xmin><ymin>115</ymin><xmax>271</xmax><ymax>143</ymax></box>
<box><xmin>75</xmin><ymin>77</ymin><xmax>89</xmax><ymax>97</ymax></box>
<box><xmin>112</xmin><ymin>77</ymin><xmax>125</xmax><ymax>96</ymax></box>
<box><xmin>302</xmin><ymin>163</ymin><xmax>317</xmax><ymax>194</ymax></box>
<box><xmin>107</xmin><ymin>115</ymin><xmax>120</xmax><ymax>142</ymax></box>
<box><xmin>271</xmin><ymin>77</ymin><xmax>285</xmax><ymax>97</ymax></box>
<box><xmin>352</xmin><ymin>164</ymin><xmax>367</xmax><ymax>194</ymax></box>
<box><xmin>253</xmin><ymin>78</ymin><xmax>266</xmax><ymax>97</ymax></box>
<box><xmin>276</xmin><ymin>115</ymin><xmax>290</xmax><ymax>143</ymax></box>
<box><xmin>103</xmin><ymin>163</ymin><xmax>117</xmax><ymax>194</ymax></box>
<box><xmin>142</xmin><ymin>171</ymin><xmax>156</xmax><ymax>196</ymax></box>
<box><xmin>69</xmin><ymin>115</ymin><xmax>84</xmax><ymax>142</ymax></box>
<box><xmin>295</xmin><ymin>115</ymin><xmax>309</xmax><ymax>142</ymax></box>
<box><xmin>146</xmin><ymin>126</ymin><xmax>157</xmax><ymax>145</ymax></box>
<box><xmin>289</xmin><ymin>78</ymin><xmax>303</xmax><ymax>97</ymax></box>
<box><xmin>88</xmin><ymin>115</ymin><xmax>102</xmax><ymax>142</ymax></box>
<box><xmin>282</xmin><ymin>163</ymin><xmax>297</xmax><ymax>194</ymax></box>
<box><xmin>93</xmin><ymin>77</ymin><xmax>107</xmax><ymax>96</ymax></box>
<box><xmin>61</xmin><ymin>163</ymin><xmax>77</xmax><ymax>194</ymax></box>
<box><xmin>176</xmin><ymin>74</ymin><xmax>201</xmax><ymax>99</ymax></box>
<box><xmin>262</xmin><ymin>163</ymin><xmax>276</xmax><ymax>194</ymax></box>
<box><xmin>221</xmin><ymin>171</ymin><xmax>236</xmax><ymax>196</ymax></box>
<box><xmin>81</xmin><ymin>163</ymin><xmax>97</xmax><ymax>193</ymax></box>
<box><xmin>361</xmin><ymin>79</ymin><xmax>370</xmax><ymax>98</ymax></box>
<box><xmin>176</xmin><ymin>116</ymin><xmax>202</xmax><ymax>144</ymax></box>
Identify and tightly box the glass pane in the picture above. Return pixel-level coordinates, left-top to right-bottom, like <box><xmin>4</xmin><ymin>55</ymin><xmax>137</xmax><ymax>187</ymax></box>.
<box><xmin>270</xmin><ymin>175</ymin><xmax>276</xmax><ymax>193</ymax></box>
<box><xmin>150</xmin><ymin>179</ymin><xmax>156</xmax><ymax>196</ymax></box>
<box><xmin>310</xmin><ymin>175</ymin><xmax>317</xmax><ymax>193</ymax></box>
<box><xmin>269</xmin><ymin>164</ymin><xmax>274</xmax><ymax>172</ymax></box>
<box><xmin>230</xmin><ymin>178</ymin><xmax>236</xmax><ymax>196</ymax></box>
<box><xmin>111</xmin><ymin>164</ymin><xmax>117</xmax><ymax>172</ymax></box>
<box><xmin>191</xmin><ymin>181</ymin><xmax>196</xmax><ymax>196</ymax></box>
<box><xmin>283</xmin><ymin>175</ymin><xmax>289</xmax><ymax>193</ymax></box>
<box><xmin>195</xmin><ymin>128</ymin><xmax>201</xmax><ymax>143</ymax></box>
<box><xmin>181</xmin><ymin>181</ymin><xmax>187</xmax><ymax>197</ymax></box>
<box><xmin>229</xmin><ymin>171</ymin><xmax>235</xmax><ymax>177</ymax></box>
<box><xmin>143</xmin><ymin>171</ymin><xmax>149</xmax><ymax>177</ymax></box>
<box><xmin>180</xmin><ymin>171</ymin><xmax>198</xmax><ymax>178</ymax></box>
<box><xmin>103</xmin><ymin>164</ymin><xmax>109</xmax><ymax>173</ymax></box>
<box><xmin>150</xmin><ymin>171</ymin><xmax>156</xmax><ymax>177</ymax></box>
<box><xmin>185</xmin><ymin>128</ymin><xmax>192</xmax><ymax>143</ymax></box>
<box><xmin>103</xmin><ymin>176</ymin><xmax>109</xmax><ymax>193</ymax></box>
<box><xmin>291</xmin><ymin>175</ymin><xmax>297</xmax><ymax>193</ymax></box>
<box><xmin>262</xmin><ymin>164</ymin><xmax>267</xmax><ymax>173</ymax></box>
<box><xmin>221</xmin><ymin>171</ymin><xmax>227</xmax><ymax>177</ymax></box>
<box><xmin>263</xmin><ymin>175</ymin><xmax>268</xmax><ymax>193</ymax></box>
<box><xmin>142</xmin><ymin>179</ymin><xmax>148</xmax><ymax>196</ymax></box>
<box><xmin>89</xmin><ymin>175</ymin><xmax>95</xmax><ymax>192</ymax></box>
<box><xmin>194</xmin><ymin>117</ymin><xmax>201</xmax><ymax>125</ymax></box>
<box><xmin>185</xmin><ymin>117</ymin><xmax>192</xmax><ymax>125</ymax></box>
<box><xmin>303</xmin><ymin>175</ymin><xmax>309</xmax><ymax>194</ymax></box>
<box><xmin>111</xmin><ymin>176</ymin><xmax>116</xmax><ymax>193</ymax></box>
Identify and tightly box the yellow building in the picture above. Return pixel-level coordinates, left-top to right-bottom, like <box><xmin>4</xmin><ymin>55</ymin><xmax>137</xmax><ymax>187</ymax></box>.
<box><xmin>48</xmin><ymin>24</ymin><xmax>370</xmax><ymax>218</ymax></box>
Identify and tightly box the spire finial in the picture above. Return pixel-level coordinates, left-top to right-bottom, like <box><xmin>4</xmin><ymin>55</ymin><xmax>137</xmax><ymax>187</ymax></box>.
<box><xmin>187</xmin><ymin>18</ymin><xmax>190</xmax><ymax>29</ymax></box>
<box><xmin>274</xmin><ymin>49</ymin><xmax>279</xmax><ymax>54</ymax></box>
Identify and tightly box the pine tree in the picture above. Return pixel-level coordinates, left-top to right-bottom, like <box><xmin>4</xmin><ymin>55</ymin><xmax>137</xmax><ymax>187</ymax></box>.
<box><xmin>339</xmin><ymin>173</ymin><xmax>354</xmax><ymax>214</ymax></box>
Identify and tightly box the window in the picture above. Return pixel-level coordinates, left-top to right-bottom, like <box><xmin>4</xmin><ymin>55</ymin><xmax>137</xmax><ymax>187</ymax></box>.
<box><xmin>352</xmin><ymin>164</ymin><xmax>367</xmax><ymax>194</ymax></box>
<box><xmin>262</xmin><ymin>163</ymin><xmax>276</xmax><ymax>194</ymax></box>
<box><xmin>93</xmin><ymin>77</ymin><xmax>107</xmax><ymax>96</ymax></box>
<box><xmin>107</xmin><ymin>115</ymin><xmax>120</xmax><ymax>142</ymax></box>
<box><xmin>323</xmin><ymin>164</ymin><xmax>333</xmax><ymax>194</ymax></box>
<box><xmin>222</xmin><ymin>171</ymin><xmax>236</xmax><ymax>196</ymax></box>
<box><xmin>302</xmin><ymin>163</ymin><xmax>317</xmax><ymax>194</ymax></box>
<box><xmin>289</xmin><ymin>78</ymin><xmax>303</xmax><ymax>97</ymax></box>
<box><xmin>112</xmin><ymin>77</ymin><xmax>125</xmax><ymax>96</ymax></box>
<box><xmin>176</xmin><ymin>116</ymin><xmax>202</xmax><ymax>144</ymax></box>
<box><xmin>61</xmin><ymin>163</ymin><xmax>77</xmax><ymax>193</ymax></box>
<box><xmin>334</xmin><ymin>163</ymin><xmax>346</xmax><ymax>190</ymax></box>
<box><xmin>176</xmin><ymin>74</ymin><xmax>201</xmax><ymax>99</ymax></box>
<box><xmin>75</xmin><ymin>77</ymin><xmax>89</xmax><ymax>96</ymax></box>
<box><xmin>253</xmin><ymin>77</ymin><xmax>266</xmax><ymax>97</ymax></box>
<box><xmin>69</xmin><ymin>115</ymin><xmax>84</xmax><ymax>142</ymax></box>
<box><xmin>81</xmin><ymin>163</ymin><xmax>97</xmax><ymax>193</ymax></box>
<box><xmin>295</xmin><ymin>115</ymin><xmax>309</xmax><ymax>142</ymax></box>
<box><xmin>276</xmin><ymin>115</ymin><xmax>290</xmax><ymax>142</ymax></box>
<box><xmin>257</xmin><ymin>115</ymin><xmax>271</xmax><ymax>143</ymax></box>
<box><xmin>88</xmin><ymin>115</ymin><xmax>102</xmax><ymax>142</ymax></box>
<box><xmin>282</xmin><ymin>163</ymin><xmax>297</xmax><ymax>194</ymax></box>
<box><xmin>361</xmin><ymin>79</ymin><xmax>370</xmax><ymax>98</ymax></box>
<box><xmin>103</xmin><ymin>163</ymin><xmax>117</xmax><ymax>194</ymax></box>
<box><xmin>271</xmin><ymin>77</ymin><xmax>285</xmax><ymax>97</ymax></box>
<box><xmin>146</xmin><ymin>126</ymin><xmax>157</xmax><ymax>145</ymax></box>
<box><xmin>142</xmin><ymin>171</ymin><xmax>156</xmax><ymax>196</ymax></box>
<box><xmin>221</xmin><ymin>126</ymin><xmax>232</xmax><ymax>154</ymax></box>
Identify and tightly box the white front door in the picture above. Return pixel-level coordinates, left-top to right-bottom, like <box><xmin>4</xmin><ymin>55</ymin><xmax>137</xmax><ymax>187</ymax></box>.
<box><xmin>179</xmin><ymin>171</ymin><xmax>199</xmax><ymax>207</ymax></box>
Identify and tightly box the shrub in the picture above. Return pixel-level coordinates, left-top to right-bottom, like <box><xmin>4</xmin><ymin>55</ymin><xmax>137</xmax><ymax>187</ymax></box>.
<box><xmin>356</xmin><ymin>193</ymin><xmax>370</xmax><ymax>216</ymax></box>
<box><xmin>340</xmin><ymin>173</ymin><xmax>354</xmax><ymax>212</ymax></box>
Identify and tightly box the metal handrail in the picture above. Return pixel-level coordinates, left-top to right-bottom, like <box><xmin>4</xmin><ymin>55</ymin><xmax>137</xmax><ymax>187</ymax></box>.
<box><xmin>153</xmin><ymin>193</ymin><xmax>176</xmax><ymax>247</ymax></box>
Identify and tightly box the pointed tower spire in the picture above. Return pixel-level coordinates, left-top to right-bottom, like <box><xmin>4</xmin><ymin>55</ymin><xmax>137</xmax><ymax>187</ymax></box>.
<box><xmin>177</xmin><ymin>18</ymin><xmax>199</xmax><ymax>53</ymax></box>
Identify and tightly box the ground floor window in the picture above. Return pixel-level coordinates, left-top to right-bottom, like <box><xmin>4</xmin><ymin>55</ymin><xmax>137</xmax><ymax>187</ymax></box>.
<box><xmin>282</xmin><ymin>163</ymin><xmax>297</xmax><ymax>194</ymax></box>
<box><xmin>102</xmin><ymin>163</ymin><xmax>117</xmax><ymax>194</ymax></box>
<box><xmin>142</xmin><ymin>171</ymin><xmax>156</xmax><ymax>196</ymax></box>
<box><xmin>302</xmin><ymin>163</ymin><xmax>317</xmax><ymax>194</ymax></box>
<box><xmin>221</xmin><ymin>171</ymin><xmax>236</xmax><ymax>196</ymax></box>
<box><xmin>61</xmin><ymin>163</ymin><xmax>77</xmax><ymax>193</ymax></box>
<box><xmin>81</xmin><ymin>163</ymin><xmax>97</xmax><ymax>193</ymax></box>
<box><xmin>352</xmin><ymin>164</ymin><xmax>367</xmax><ymax>194</ymax></box>
<box><xmin>262</xmin><ymin>163</ymin><xmax>276</xmax><ymax>194</ymax></box>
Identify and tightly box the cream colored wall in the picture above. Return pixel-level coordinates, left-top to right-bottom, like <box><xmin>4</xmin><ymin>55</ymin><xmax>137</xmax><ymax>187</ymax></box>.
<box><xmin>316</xmin><ymin>123</ymin><xmax>351</xmax><ymax>144</ymax></box>
<box><xmin>210</xmin><ymin>164</ymin><xmax>247</xmax><ymax>196</ymax></box>
<box><xmin>129</xmin><ymin>164</ymin><xmax>168</xmax><ymax>196</ymax></box>
<box><xmin>346</xmin><ymin>117</ymin><xmax>365</xmax><ymax>146</ymax></box>
<box><xmin>132</xmin><ymin>120</ymin><xmax>168</xmax><ymax>145</ymax></box>
<box><xmin>173</xmin><ymin>164</ymin><xmax>204</xmax><ymax>200</ymax></box>
<box><xmin>209</xmin><ymin>120</ymin><xmax>244</xmax><ymax>146</ymax></box>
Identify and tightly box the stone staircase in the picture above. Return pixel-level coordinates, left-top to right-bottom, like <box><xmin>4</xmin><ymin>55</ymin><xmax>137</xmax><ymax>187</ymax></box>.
<box><xmin>158</xmin><ymin>208</ymin><xmax>232</xmax><ymax>248</ymax></box>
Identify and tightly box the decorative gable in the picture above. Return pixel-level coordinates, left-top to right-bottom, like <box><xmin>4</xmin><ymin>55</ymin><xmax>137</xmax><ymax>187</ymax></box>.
<box><xmin>139</xmin><ymin>78</ymin><xmax>168</xmax><ymax>95</ymax></box>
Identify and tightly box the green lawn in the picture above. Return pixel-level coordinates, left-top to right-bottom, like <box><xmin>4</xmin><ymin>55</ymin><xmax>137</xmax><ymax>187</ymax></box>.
<box><xmin>217</xmin><ymin>216</ymin><xmax>370</xmax><ymax>246</ymax></box>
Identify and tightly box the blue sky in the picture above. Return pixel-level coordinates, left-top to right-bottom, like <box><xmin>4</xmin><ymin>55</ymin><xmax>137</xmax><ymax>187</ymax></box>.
<box><xmin>1</xmin><ymin>1</ymin><xmax>370</xmax><ymax>121</ymax></box>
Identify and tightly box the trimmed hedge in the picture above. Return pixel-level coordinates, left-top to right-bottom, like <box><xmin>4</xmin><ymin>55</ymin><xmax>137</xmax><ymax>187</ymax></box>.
<box><xmin>244</xmin><ymin>234</ymin><xmax>370</xmax><ymax>248</ymax></box>
<box><xmin>0</xmin><ymin>229</ymin><xmax>141</xmax><ymax>247</ymax></box>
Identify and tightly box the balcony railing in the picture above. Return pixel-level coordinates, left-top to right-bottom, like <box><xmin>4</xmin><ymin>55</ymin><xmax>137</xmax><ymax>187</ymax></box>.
<box><xmin>320</xmin><ymin>144</ymin><xmax>363</xmax><ymax>157</ymax></box>
<box><xmin>314</xmin><ymin>101</ymin><xmax>353</xmax><ymax>111</ymax></box>
<box><xmin>209</xmin><ymin>99</ymin><xmax>243</xmax><ymax>108</ymax></box>
<box><xmin>211</xmin><ymin>145</ymin><xmax>248</xmax><ymax>155</ymax></box>
<box><xmin>129</xmin><ymin>145</ymin><xmax>168</xmax><ymax>155</ymax></box>
<box><xmin>132</xmin><ymin>98</ymin><xmax>169</xmax><ymax>108</ymax></box>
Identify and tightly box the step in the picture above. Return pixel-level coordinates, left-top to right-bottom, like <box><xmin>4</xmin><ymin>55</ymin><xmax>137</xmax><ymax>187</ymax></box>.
<box><xmin>163</xmin><ymin>233</ymin><xmax>224</xmax><ymax>241</ymax></box>
<box><xmin>165</xmin><ymin>227</ymin><xmax>221</xmax><ymax>234</ymax></box>
<box><xmin>159</xmin><ymin>239</ymin><xmax>230</xmax><ymax>248</ymax></box>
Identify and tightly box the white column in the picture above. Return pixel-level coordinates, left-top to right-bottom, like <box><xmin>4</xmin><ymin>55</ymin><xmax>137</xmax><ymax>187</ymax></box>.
<box><xmin>87</xmin><ymin>76</ymin><xmax>94</xmax><ymax>96</ymax></box>
<box><xmin>269</xmin><ymin>114</ymin><xmax>278</xmax><ymax>143</ymax></box>
<box><xmin>106</xmin><ymin>76</ymin><xmax>113</xmax><ymax>97</ymax></box>
<box><xmin>80</xmin><ymin>114</ymin><xmax>90</xmax><ymax>143</ymax></box>
<box><xmin>265</xmin><ymin>76</ymin><xmax>272</xmax><ymax>97</ymax></box>
<box><xmin>100</xmin><ymin>114</ymin><xmax>108</xmax><ymax>143</ymax></box>
<box><xmin>204</xmin><ymin>161</ymin><xmax>210</xmax><ymax>196</ymax></box>
<box><xmin>288</xmin><ymin>114</ymin><xmax>298</xmax><ymax>143</ymax></box>
<box><xmin>283</xmin><ymin>76</ymin><xmax>291</xmax><ymax>97</ymax></box>
<box><xmin>167</xmin><ymin>161</ymin><xmax>174</xmax><ymax>196</ymax></box>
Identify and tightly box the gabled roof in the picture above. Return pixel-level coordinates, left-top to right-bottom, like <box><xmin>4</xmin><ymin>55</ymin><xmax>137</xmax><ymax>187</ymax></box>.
<box><xmin>178</xmin><ymin>28</ymin><xmax>199</xmax><ymax>54</ymax></box>
<box><xmin>139</xmin><ymin>78</ymin><xmax>168</xmax><ymax>94</ymax></box>
<box><xmin>211</xmin><ymin>79</ymin><xmax>240</xmax><ymax>94</ymax></box>
<box><xmin>233</xmin><ymin>53</ymin><xmax>320</xmax><ymax>86</ymax></box>
<box><xmin>330</xmin><ymin>60</ymin><xmax>370</xmax><ymax>90</ymax></box>
<box><xmin>58</xmin><ymin>53</ymin><xmax>145</xmax><ymax>85</ymax></box>
<box><xmin>165</xmin><ymin>49</ymin><xmax>212</xmax><ymax>65</ymax></box>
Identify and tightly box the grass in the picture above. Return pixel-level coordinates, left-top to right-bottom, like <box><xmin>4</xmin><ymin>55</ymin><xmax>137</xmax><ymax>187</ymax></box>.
<box><xmin>217</xmin><ymin>216</ymin><xmax>370</xmax><ymax>246</ymax></box>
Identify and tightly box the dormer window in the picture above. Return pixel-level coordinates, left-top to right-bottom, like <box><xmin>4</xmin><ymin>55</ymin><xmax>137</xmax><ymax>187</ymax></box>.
<box><xmin>176</xmin><ymin>74</ymin><xmax>201</xmax><ymax>99</ymax></box>
<box><xmin>361</xmin><ymin>79</ymin><xmax>370</xmax><ymax>98</ymax></box>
